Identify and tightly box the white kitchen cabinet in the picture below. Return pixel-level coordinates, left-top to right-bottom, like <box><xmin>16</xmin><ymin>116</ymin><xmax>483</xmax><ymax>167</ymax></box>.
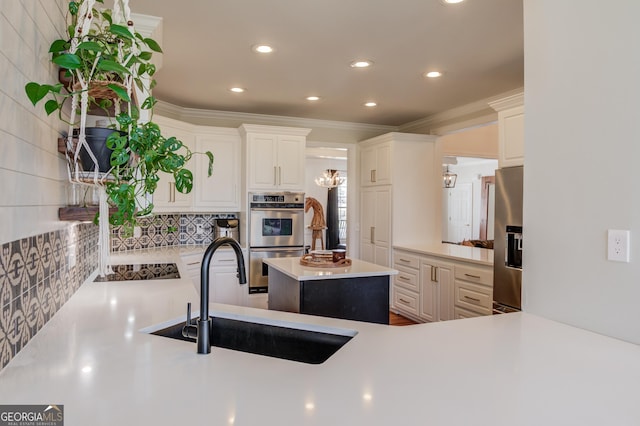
<box><xmin>392</xmin><ymin>250</ymin><xmax>421</xmax><ymax>320</ymax></box>
<box><xmin>489</xmin><ymin>92</ymin><xmax>524</xmax><ymax>168</ymax></box>
<box><xmin>420</xmin><ymin>257</ymin><xmax>454</xmax><ymax>322</ymax></box>
<box><xmin>392</xmin><ymin>249</ymin><xmax>453</xmax><ymax>323</ymax></box>
<box><xmin>360</xmin><ymin>186</ymin><xmax>391</xmax><ymax>267</ymax></box>
<box><xmin>153</xmin><ymin>121</ymin><xmax>195</xmax><ymax>211</ymax></box>
<box><xmin>180</xmin><ymin>248</ymin><xmax>248</xmax><ymax>306</ymax></box>
<box><xmin>240</xmin><ymin>124</ymin><xmax>311</xmax><ymax>191</ymax></box>
<box><xmin>360</xmin><ymin>142</ymin><xmax>391</xmax><ymax>186</ymax></box>
<box><xmin>194</xmin><ymin>130</ymin><xmax>241</xmax><ymax>211</ymax></box>
<box><xmin>392</xmin><ymin>247</ymin><xmax>492</xmax><ymax>323</ymax></box>
<box><xmin>358</xmin><ymin>133</ymin><xmax>439</xmax><ymax>268</ymax></box>
<box><xmin>453</xmin><ymin>263</ymin><xmax>493</xmax><ymax>316</ymax></box>
<box><xmin>153</xmin><ymin>115</ymin><xmax>242</xmax><ymax>212</ymax></box>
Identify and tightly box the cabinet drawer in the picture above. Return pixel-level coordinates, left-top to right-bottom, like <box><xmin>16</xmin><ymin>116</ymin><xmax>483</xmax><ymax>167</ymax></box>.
<box><xmin>212</xmin><ymin>249</ymin><xmax>239</xmax><ymax>265</ymax></box>
<box><xmin>393</xmin><ymin>252</ymin><xmax>421</xmax><ymax>270</ymax></box>
<box><xmin>454</xmin><ymin>264</ymin><xmax>493</xmax><ymax>286</ymax></box>
<box><xmin>394</xmin><ymin>265</ymin><xmax>419</xmax><ymax>292</ymax></box>
<box><xmin>454</xmin><ymin>306</ymin><xmax>486</xmax><ymax>319</ymax></box>
<box><xmin>454</xmin><ymin>280</ymin><xmax>492</xmax><ymax>314</ymax></box>
<box><xmin>393</xmin><ymin>287</ymin><xmax>419</xmax><ymax>317</ymax></box>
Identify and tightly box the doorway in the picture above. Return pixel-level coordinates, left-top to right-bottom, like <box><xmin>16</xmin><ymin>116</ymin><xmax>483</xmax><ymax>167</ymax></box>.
<box><xmin>305</xmin><ymin>147</ymin><xmax>349</xmax><ymax>250</ymax></box>
<box><xmin>441</xmin><ymin>157</ymin><xmax>498</xmax><ymax>244</ymax></box>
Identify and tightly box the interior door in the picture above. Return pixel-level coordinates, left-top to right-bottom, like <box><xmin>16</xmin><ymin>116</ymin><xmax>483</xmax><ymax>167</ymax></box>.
<box><xmin>447</xmin><ymin>183</ymin><xmax>472</xmax><ymax>243</ymax></box>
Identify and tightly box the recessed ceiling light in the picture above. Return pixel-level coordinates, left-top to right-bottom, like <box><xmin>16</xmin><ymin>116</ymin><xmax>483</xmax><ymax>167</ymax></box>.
<box><xmin>425</xmin><ymin>71</ymin><xmax>443</xmax><ymax>78</ymax></box>
<box><xmin>252</xmin><ymin>44</ymin><xmax>274</xmax><ymax>53</ymax></box>
<box><xmin>350</xmin><ymin>60</ymin><xmax>373</xmax><ymax>68</ymax></box>
<box><xmin>229</xmin><ymin>87</ymin><xmax>246</xmax><ymax>93</ymax></box>
<box><xmin>440</xmin><ymin>0</ymin><xmax>465</xmax><ymax>4</ymax></box>
<box><xmin>306</xmin><ymin>96</ymin><xmax>321</xmax><ymax>101</ymax></box>
<box><xmin>364</xmin><ymin>102</ymin><xmax>377</xmax><ymax>107</ymax></box>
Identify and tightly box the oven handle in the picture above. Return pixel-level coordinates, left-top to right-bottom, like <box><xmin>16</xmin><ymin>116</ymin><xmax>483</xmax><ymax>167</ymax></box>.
<box><xmin>250</xmin><ymin>208</ymin><xmax>304</xmax><ymax>212</ymax></box>
<box><xmin>250</xmin><ymin>247</ymin><xmax>304</xmax><ymax>252</ymax></box>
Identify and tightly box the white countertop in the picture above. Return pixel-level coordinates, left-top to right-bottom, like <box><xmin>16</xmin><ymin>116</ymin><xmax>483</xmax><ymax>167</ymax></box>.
<box><xmin>1</xmin><ymin>249</ymin><xmax>639</xmax><ymax>425</ymax></box>
<box><xmin>394</xmin><ymin>242</ymin><xmax>494</xmax><ymax>266</ymax></box>
<box><xmin>264</xmin><ymin>256</ymin><xmax>398</xmax><ymax>281</ymax></box>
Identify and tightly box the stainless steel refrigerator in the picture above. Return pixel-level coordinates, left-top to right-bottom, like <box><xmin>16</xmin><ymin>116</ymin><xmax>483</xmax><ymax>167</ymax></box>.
<box><xmin>493</xmin><ymin>165</ymin><xmax>523</xmax><ymax>313</ymax></box>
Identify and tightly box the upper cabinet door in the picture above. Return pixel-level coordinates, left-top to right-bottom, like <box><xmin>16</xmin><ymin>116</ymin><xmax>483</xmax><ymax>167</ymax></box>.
<box><xmin>195</xmin><ymin>132</ymin><xmax>241</xmax><ymax>210</ymax></box>
<box><xmin>489</xmin><ymin>92</ymin><xmax>524</xmax><ymax>168</ymax></box>
<box><xmin>360</xmin><ymin>142</ymin><xmax>391</xmax><ymax>186</ymax></box>
<box><xmin>153</xmin><ymin>125</ymin><xmax>195</xmax><ymax>211</ymax></box>
<box><xmin>247</xmin><ymin>133</ymin><xmax>279</xmax><ymax>190</ymax></box>
<box><xmin>276</xmin><ymin>135</ymin><xmax>305</xmax><ymax>190</ymax></box>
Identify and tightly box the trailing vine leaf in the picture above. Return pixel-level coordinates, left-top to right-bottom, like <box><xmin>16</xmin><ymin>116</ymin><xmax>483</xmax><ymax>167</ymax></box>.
<box><xmin>204</xmin><ymin>152</ymin><xmax>214</xmax><ymax>176</ymax></box>
<box><xmin>107</xmin><ymin>83</ymin><xmax>130</xmax><ymax>102</ymax></box>
<box><xmin>76</xmin><ymin>41</ymin><xmax>103</xmax><ymax>52</ymax></box>
<box><xmin>53</xmin><ymin>53</ymin><xmax>81</xmax><ymax>69</ymax></box>
<box><xmin>144</xmin><ymin>38</ymin><xmax>163</xmax><ymax>53</ymax></box>
<box><xmin>97</xmin><ymin>59</ymin><xmax>131</xmax><ymax>75</ymax></box>
<box><xmin>49</xmin><ymin>39</ymin><xmax>68</xmax><ymax>53</ymax></box>
<box><xmin>25</xmin><ymin>83</ymin><xmax>47</xmax><ymax>105</ymax></box>
<box><xmin>44</xmin><ymin>100</ymin><xmax>60</xmax><ymax>115</ymax></box>
<box><xmin>109</xmin><ymin>24</ymin><xmax>134</xmax><ymax>40</ymax></box>
<box><xmin>174</xmin><ymin>169</ymin><xmax>194</xmax><ymax>193</ymax></box>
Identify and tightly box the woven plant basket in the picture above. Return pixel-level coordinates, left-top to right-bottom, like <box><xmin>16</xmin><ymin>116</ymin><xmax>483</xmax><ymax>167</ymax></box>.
<box><xmin>73</xmin><ymin>80</ymin><xmax>126</xmax><ymax>100</ymax></box>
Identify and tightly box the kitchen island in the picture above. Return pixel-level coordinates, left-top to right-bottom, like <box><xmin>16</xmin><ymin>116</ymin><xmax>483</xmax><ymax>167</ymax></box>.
<box><xmin>264</xmin><ymin>257</ymin><xmax>398</xmax><ymax>324</ymax></box>
<box><xmin>1</xmin><ymin>248</ymin><xmax>639</xmax><ymax>426</ymax></box>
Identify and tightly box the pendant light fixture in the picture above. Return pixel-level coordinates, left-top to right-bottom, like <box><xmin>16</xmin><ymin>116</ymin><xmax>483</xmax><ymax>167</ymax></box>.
<box><xmin>443</xmin><ymin>165</ymin><xmax>457</xmax><ymax>188</ymax></box>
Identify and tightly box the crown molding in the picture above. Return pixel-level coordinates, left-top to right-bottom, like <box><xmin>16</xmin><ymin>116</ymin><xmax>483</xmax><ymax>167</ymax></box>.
<box><xmin>488</xmin><ymin>91</ymin><xmax>524</xmax><ymax>112</ymax></box>
<box><xmin>400</xmin><ymin>87</ymin><xmax>524</xmax><ymax>135</ymax></box>
<box><xmin>154</xmin><ymin>101</ymin><xmax>397</xmax><ymax>134</ymax></box>
<box><xmin>239</xmin><ymin>124</ymin><xmax>311</xmax><ymax>137</ymax></box>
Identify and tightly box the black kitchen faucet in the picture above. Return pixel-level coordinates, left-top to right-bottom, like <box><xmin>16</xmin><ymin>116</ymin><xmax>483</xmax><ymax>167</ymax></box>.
<box><xmin>182</xmin><ymin>237</ymin><xmax>247</xmax><ymax>354</ymax></box>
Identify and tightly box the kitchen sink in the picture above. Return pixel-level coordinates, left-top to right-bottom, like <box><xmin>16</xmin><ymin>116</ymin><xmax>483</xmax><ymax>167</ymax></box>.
<box><xmin>144</xmin><ymin>313</ymin><xmax>357</xmax><ymax>364</ymax></box>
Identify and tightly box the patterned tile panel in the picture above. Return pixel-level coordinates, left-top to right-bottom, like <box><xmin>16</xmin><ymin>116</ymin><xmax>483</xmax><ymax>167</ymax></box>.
<box><xmin>111</xmin><ymin>213</ymin><xmax>229</xmax><ymax>251</ymax></box>
<box><xmin>0</xmin><ymin>223</ymin><xmax>99</xmax><ymax>370</ymax></box>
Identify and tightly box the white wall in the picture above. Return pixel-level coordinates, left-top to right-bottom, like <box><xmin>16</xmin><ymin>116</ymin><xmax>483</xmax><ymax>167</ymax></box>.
<box><xmin>523</xmin><ymin>1</ymin><xmax>640</xmax><ymax>343</ymax></box>
<box><xmin>0</xmin><ymin>1</ymin><xmax>69</xmax><ymax>244</ymax></box>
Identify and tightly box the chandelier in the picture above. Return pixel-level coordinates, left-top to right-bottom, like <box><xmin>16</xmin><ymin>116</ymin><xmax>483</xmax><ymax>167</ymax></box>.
<box><xmin>315</xmin><ymin>169</ymin><xmax>344</xmax><ymax>188</ymax></box>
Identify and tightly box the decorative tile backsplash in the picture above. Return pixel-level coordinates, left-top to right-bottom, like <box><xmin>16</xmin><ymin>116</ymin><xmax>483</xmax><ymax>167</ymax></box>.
<box><xmin>111</xmin><ymin>213</ymin><xmax>230</xmax><ymax>251</ymax></box>
<box><xmin>111</xmin><ymin>214</ymin><xmax>180</xmax><ymax>252</ymax></box>
<box><xmin>0</xmin><ymin>223</ymin><xmax>99</xmax><ymax>370</ymax></box>
<box><xmin>1</xmin><ymin>213</ymin><xmax>235</xmax><ymax>370</ymax></box>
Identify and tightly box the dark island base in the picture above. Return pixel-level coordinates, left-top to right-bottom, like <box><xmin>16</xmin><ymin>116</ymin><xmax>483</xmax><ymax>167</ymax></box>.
<box><xmin>268</xmin><ymin>267</ymin><xmax>390</xmax><ymax>325</ymax></box>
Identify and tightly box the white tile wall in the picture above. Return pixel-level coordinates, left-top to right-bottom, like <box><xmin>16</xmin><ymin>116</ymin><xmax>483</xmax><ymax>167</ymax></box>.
<box><xmin>0</xmin><ymin>1</ymin><xmax>68</xmax><ymax>244</ymax></box>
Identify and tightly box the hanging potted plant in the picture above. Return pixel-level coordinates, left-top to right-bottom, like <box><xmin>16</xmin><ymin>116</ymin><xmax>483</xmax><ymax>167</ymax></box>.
<box><xmin>25</xmin><ymin>0</ymin><xmax>161</xmax><ymax>173</ymax></box>
<box><xmin>25</xmin><ymin>0</ymin><xmax>213</xmax><ymax>238</ymax></box>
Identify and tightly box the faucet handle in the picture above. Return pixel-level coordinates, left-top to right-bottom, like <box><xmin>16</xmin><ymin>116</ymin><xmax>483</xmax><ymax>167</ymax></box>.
<box><xmin>182</xmin><ymin>302</ymin><xmax>198</xmax><ymax>339</ymax></box>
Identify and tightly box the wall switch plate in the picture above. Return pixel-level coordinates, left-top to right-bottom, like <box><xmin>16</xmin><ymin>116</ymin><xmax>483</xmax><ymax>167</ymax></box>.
<box><xmin>607</xmin><ymin>229</ymin><xmax>630</xmax><ymax>262</ymax></box>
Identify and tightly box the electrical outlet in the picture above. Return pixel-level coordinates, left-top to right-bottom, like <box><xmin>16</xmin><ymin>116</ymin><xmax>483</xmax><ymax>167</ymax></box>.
<box><xmin>607</xmin><ymin>229</ymin><xmax>630</xmax><ymax>262</ymax></box>
<box><xmin>133</xmin><ymin>226</ymin><xmax>142</xmax><ymax>238</ymax></box>
<box><xmin>196</xmin><ymin>224</ymin><xmax>205</xmax><ymax>235</ymax></box>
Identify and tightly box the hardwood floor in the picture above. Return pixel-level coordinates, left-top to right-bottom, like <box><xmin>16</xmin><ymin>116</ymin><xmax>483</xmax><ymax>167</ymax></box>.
<box><xmin>389</xmin><ymin>311</ymin><xmax>419</xmax><ymax>326</ymax></box>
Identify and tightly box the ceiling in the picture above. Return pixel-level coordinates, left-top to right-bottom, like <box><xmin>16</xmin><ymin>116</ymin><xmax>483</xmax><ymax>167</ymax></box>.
<box><xmin>130</xmin><ymin>0</ymin><xmax>523</xmax><ymax>127</ymax></box>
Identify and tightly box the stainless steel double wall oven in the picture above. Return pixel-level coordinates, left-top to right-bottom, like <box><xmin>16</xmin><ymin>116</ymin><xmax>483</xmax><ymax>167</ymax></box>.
<box><xmin>248</xmin><ymin>192</ymin><xmax>305</xmax><ymax>293</ymax></box>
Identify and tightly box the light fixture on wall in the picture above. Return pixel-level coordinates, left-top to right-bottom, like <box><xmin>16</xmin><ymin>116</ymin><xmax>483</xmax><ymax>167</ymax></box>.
<box><xmin>315</xmin><ymin>169</ymin><xmax>344</xmax><ymax>188</ymax></box>
<box><xmin>443</xmin><ymin>165</ymin><xmax>457</xmax><ymax>188</ymax></box>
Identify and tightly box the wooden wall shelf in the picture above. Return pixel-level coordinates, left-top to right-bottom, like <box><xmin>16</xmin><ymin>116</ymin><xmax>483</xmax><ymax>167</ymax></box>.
<box><xmin>59</xmin><ymin>206</ymin><xmax>116</xmax><ymax>222</ymax></box>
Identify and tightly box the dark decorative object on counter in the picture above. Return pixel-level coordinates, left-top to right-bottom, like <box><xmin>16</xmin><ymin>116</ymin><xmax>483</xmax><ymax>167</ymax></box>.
<box><xmin>325</xmin><ymin>186</ymin><xmax>340</xmax><ymax>250</ymax></box>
